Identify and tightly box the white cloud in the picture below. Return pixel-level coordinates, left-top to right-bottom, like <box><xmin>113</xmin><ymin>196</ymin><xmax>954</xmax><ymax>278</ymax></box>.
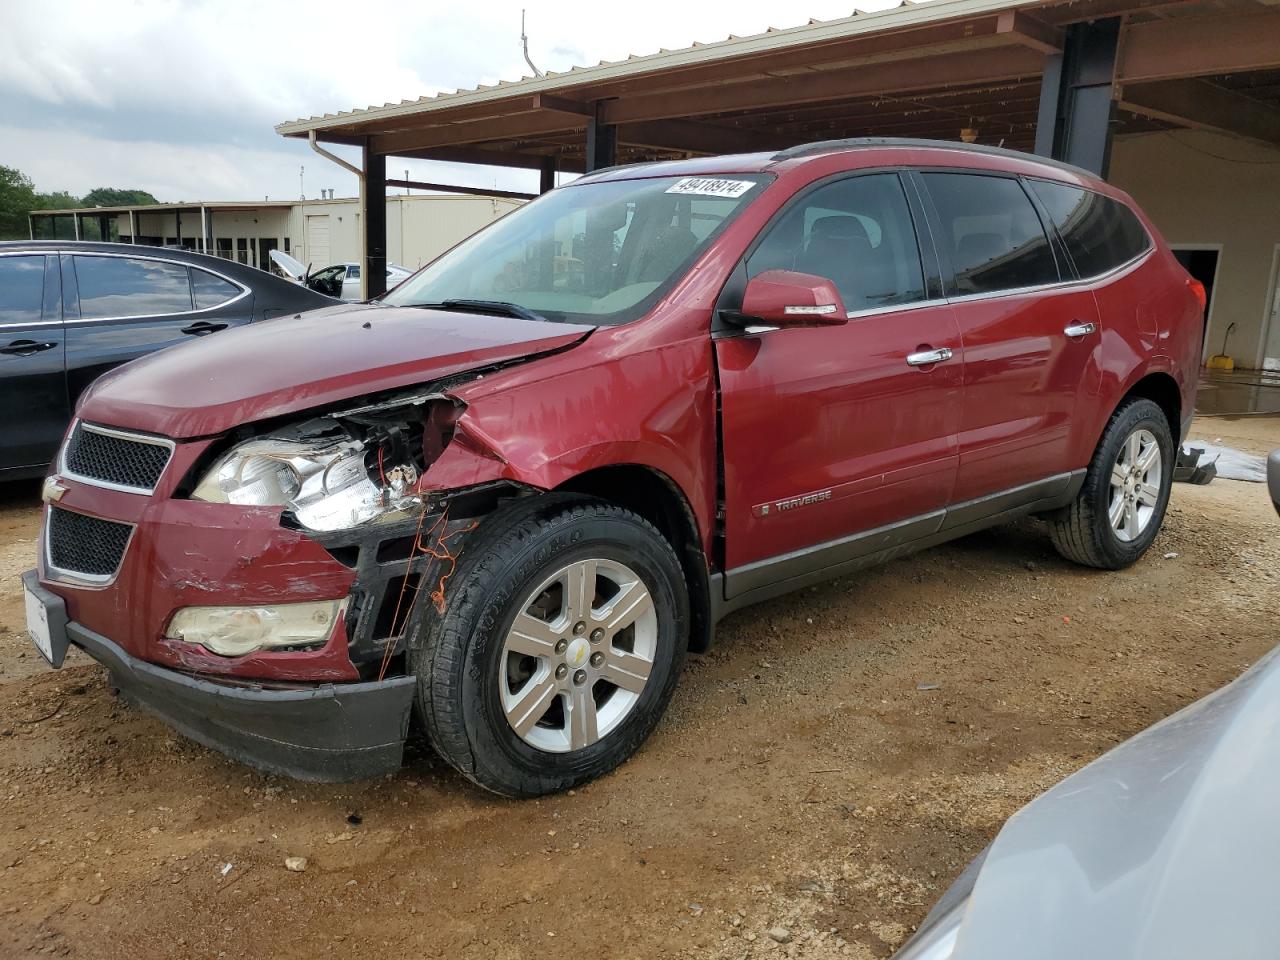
<box><xmin>2</xmin><ymin>0</ymin><xmax>908</xmax><ymax>202</ymax></box>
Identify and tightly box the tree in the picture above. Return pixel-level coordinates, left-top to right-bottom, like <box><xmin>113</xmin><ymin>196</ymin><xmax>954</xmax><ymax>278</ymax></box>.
<box><xmin>34</xmin><ymin>191</ymin><xmax>81</xmax><ymax>210</ymax></box>
<box><xmin>0</xmin><ymin>166</ymin><xmax>161</xmax><ymax>240</ymax></box>
<box><xmin>81</xmin><ymin>187</ymin><xmax>159</xmax><ymax>208</ymax></box>
<box><xmin>0</xmin><ymin>165</ymin><xmax>37</xmax><ymax>240</ymax></box>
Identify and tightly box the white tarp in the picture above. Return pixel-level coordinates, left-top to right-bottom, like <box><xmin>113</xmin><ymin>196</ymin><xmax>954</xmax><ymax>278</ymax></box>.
<box><xmin>1188</xmin><ymin>443</ymin><xmax>1267</xmax><ymax>482</ymax></box>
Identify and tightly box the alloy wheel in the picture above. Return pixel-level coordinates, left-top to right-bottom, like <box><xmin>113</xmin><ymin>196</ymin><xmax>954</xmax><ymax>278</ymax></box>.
<box><xmin>1109</xmin><ymin>428</ymin><xmax>1162</xmax><ymax>542</ymax></box>
<box><xmin>499</xmin><ymin>558</ymin><xmax>657</xmax><ymax>753</ymax></box>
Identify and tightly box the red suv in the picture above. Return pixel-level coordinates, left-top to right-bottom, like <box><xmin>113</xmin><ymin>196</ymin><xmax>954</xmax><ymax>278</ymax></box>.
<box><xmin>23</xmin><ymin>140</ymin><xmax>1203</xmax><ymax>796</ymax></box>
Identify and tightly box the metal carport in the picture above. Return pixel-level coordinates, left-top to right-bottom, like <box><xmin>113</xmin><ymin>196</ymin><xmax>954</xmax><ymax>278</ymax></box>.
<box><xmin>276</xmin><ymin>0</ymin><xmax>1280</xmax><ymax>322</ymax></box>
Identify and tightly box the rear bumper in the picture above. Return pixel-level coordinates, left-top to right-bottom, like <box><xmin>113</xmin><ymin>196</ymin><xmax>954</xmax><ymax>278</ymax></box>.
<box><xmin>22</xmin><ymin>570</ymin><xmax>416</xmax><ymax>782</ymax></box>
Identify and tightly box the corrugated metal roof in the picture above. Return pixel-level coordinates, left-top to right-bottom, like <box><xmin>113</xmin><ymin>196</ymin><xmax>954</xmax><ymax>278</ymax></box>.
<box><xmin>275</xmin><ymin>0</ymin><xmax>1039</xmax><ymax>136</ymax></box>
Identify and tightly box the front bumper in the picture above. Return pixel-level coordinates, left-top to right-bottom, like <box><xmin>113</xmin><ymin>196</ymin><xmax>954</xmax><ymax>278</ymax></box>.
<box><xmin>23</xmin><ymin>570</ymin><xmax>416</xmax><ymax>781</ymax></box>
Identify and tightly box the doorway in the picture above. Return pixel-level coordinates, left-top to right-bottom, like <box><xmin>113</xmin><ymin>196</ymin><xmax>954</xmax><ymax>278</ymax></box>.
<box><xmin>1172</xmin><ymin>246</ymin><xmax>1220</xmax><ymax>359</ymax></box>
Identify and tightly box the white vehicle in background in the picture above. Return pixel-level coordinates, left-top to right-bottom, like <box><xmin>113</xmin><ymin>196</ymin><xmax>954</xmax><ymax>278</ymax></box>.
<box><xmin>269</xmin><ymin>249</ymin><xmax>412</xmax><ymax>301</ymax></box>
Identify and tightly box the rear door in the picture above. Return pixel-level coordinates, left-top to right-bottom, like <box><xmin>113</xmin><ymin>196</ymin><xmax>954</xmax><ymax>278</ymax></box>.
<box><xmin>64</xmin><ymin>253</ymin><xmax>253</xmax><ymax>405</ymax></box>
<box><xmin>0</xmin><ymin>253</ymin><xmax>67</xmax><ymax>472</ymax></box>
<box><xmin>717</xmin><ymin>172</ymin><xmax>962</xmax><ymax>598</ymax></box>
<box><xmin>916</xmin><ymin>171</ymin><xmax>1102</xmax><ymax>504</ymax></box>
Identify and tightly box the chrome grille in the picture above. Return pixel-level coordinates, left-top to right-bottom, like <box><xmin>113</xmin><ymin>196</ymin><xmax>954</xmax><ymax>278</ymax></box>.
<box><xmin>46</xmin><ymin>507</ymin><xmax>133</xmax><ymax>581</ymax></box>
<box><xmin>62</xmin><ymin>422</ymin><xmax>173</xmax><ymax>493</ymax></box>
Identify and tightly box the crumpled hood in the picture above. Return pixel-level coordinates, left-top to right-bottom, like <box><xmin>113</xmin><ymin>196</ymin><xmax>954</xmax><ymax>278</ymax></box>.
<box><xmin>78</xmin><ymin>303</ymin><xmax>593</xmax><ymax>439</ymax></box>
<box><xmin>938</xmin><ymin>644</ymin><xmax>1280</xmax><ymax>960</ymax></box>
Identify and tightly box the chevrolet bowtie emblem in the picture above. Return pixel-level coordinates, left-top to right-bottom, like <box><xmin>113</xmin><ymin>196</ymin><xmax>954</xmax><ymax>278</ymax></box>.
<box><xmin>41</xmin><ymin>476</ymin><xmax>69</xmax><ymax>504</ymax></box>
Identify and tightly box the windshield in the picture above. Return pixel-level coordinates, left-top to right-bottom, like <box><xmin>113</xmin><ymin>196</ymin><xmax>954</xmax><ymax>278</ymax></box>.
<box><xmin>382</xmin><ymin>174</ymin><xmax>771</xmax><ymax>324</ymax></box>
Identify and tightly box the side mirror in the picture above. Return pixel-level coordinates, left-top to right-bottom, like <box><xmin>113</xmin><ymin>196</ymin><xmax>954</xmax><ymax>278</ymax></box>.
<box><xmin>737</xmin><ymin>270</ymin><xmax>848</xmax><ymax>329</ymax></box>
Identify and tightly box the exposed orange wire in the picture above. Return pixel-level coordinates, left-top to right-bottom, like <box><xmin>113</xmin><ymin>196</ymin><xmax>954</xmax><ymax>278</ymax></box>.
<box><xmin>377</xmin><ymin>502</ymin><xmax>436</xmax><ymax>682</ymax></box>
<box><xmin>376</xmin><ymin>502</ymin><xmax>477</xmax><ymax>681</ymax></box>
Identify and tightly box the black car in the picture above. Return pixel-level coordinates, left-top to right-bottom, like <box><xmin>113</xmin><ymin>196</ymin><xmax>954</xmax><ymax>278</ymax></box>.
<box><xmin>0</xmin><ymin>241</ymin><xmax>334</xmax><ymax>479</ymax></box>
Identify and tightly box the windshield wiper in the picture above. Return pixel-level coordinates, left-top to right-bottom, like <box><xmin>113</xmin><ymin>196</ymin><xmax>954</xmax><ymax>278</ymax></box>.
<box><xmin>412</xmin><ymin>299</ymin><xmax>548</xmax><ymax>323</ymax></box>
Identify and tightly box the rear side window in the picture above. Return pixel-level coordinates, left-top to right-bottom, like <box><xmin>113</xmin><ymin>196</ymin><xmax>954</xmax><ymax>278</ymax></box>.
<box><xmin>0</xmin><ymin>255</ymin><xmax>46</xmax><ymax>324</ymax></box>
<box><xmin>923</xmin><ymin>173</ymin><xmax>1058</xmax><ymax>296</ymax></box>
<box><xmin>74</xmin><ymin>256</ymin><xmax>193</xmax><ymax>319</ymax></box>
<box><xmin>190</xmin><ymin>268</ymin><xmax>241</xmax><ymax>309</ymax></box>
<box><xmin>1028</xmin><ymin>180</ymin><xmax>1151</xmax><ymax>278</ymax></box>
<box><xmin>747</xmin><ymin>173</ymin><xmax>926</xmax><ymax>311</ymax></box>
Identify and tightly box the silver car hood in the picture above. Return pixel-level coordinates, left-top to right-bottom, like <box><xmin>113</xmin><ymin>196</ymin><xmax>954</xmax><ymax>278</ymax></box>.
<box><xmin>913</xmin><ymin>643</ymin><xmax>1280</xmax><ymax>960</ymax></box>
<box><xmin>269</xmin><ymin>248</ymin><xmax>307</xmax><ymax>280</ymax></box>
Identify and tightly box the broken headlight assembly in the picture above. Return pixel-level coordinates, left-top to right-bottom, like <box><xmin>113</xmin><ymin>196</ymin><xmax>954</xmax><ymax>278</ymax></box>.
<box><xmin>191</xmin><ymin>398</ymin><xmax>460</xmax><ymax>531</ymax></box>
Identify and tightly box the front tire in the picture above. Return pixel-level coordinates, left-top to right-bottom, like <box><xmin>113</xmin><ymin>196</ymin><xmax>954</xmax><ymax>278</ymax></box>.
<box><xmin>410</xmin><ymin>494</ymin><xmax>688</xmax><ymax>797</ymax></box>
<box><xmin>1048</xmin><ymin>397</ymin><xmax>1175</xmax><ymax>569</ymax></box>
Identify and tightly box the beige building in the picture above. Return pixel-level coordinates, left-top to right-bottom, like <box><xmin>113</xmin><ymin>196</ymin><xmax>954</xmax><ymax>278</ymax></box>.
<box><xmin>29</xmin><ymin>193</ymin><xmax>523</xmax><ymax>274</ymax></box>
<box><xmin>1109</xmin><ymin>130</ymin><xmax>1280</xmax><ymax>371</ymax></box>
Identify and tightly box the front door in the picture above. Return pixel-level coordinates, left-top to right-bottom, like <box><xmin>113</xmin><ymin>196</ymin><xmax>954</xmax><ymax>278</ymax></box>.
<box><xmin>717</xmin><ymin>172</ymin><xmax>962</xmax><ymax>600</ymax></box>
<box><xmin>0</xmin><ymin>254</ymin><xmax>67</xmax><ymax>473</ymax></box>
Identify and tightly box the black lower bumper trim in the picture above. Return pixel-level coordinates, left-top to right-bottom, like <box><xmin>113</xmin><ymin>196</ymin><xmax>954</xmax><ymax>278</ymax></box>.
<box><xmin>24</xmin><ymin>572</ymin><xmax>416</xmax><ymax>782</ymax></box>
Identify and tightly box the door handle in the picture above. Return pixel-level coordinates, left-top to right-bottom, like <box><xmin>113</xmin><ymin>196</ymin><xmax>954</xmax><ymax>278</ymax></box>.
<box><xmin>1064</xmin><ymin>321</ymin><xmax>1097</xmax><ymax>338</ymax></box>
<box><xmin>0</xmin><ymin>339</ymin><xmax>57</xmax><ymax>357</ymax></box>
<box><xmin>905</xmin><ymin>346</ymin><xmax>954</xmax><ymax>367</ymax></box>
<box><xmin>181</xmin><ymin>320</ymin><xmax>229</xmax><ymax>336</ymax></box>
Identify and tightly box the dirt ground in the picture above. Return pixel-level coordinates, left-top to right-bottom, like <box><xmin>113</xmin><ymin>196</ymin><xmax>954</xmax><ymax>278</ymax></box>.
<box><xmin>1</xmin><ymin>414</ymin><xmax>1276</xmax><ymax>960</ymax></box>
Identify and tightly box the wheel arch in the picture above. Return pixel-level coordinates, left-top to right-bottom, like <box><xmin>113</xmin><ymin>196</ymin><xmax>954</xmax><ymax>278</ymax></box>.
<box><xmin>1120</xmin><ymin>370</ymin><xmax>1183</xmax><ymax>444</ymax></box>
<box><xmin>555</xmin><ymin>463</ymin><xmax>714</xmax><ymax>654</ymax></box>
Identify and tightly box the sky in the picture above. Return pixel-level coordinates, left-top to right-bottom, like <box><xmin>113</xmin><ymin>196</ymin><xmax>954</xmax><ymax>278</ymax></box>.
<box><xmin>1</xmin><ymin>0</ymin><xmax>907</xmax><ymax>203</ymax></box>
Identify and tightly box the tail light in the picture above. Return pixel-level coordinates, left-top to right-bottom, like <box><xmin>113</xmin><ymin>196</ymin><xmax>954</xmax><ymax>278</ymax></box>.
<box><xmin>1187</xmin><ymin>276</ymin><xmax>1207</xmax><ymax>312</ymax></box>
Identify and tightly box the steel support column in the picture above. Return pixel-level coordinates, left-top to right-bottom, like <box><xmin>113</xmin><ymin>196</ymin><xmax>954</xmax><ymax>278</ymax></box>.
<box><xmin>1034</xmin><ymin>17</ymin><xmax>1120</xmax><ymax>177</ymax></box>
<box><xmin>539</xmin><ymin>156</ymin><xmax>558</xmax><ymax>193</ymax></box>
<box><xmin>585</xmin><ymin>105</ymin><xmax>617</xmax><ymax>173</ymax></box>
<box><xmin>361</xmin><ymin>140</ymin><xmax>388</xmax><ymax>299</ymax></box>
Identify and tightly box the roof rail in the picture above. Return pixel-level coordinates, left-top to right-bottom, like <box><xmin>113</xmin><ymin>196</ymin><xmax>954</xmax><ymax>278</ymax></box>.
<box><xmin>770</xmin><ymin>138</ymin><xmax>1098</xmax><ymax>181</ymax></box>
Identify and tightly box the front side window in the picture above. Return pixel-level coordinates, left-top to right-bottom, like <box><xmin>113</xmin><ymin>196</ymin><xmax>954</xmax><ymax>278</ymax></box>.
<box><xmin>382</xmin><ymin>174</ymin><xmax>770</xmax><ymax>324</ymax></box>
<box><xmin>74</xmin><ymin>256</ymin><xmax>193</xmax><ymax>319</ymax></box>
<box><xmin>191</xmin><ymin>268</ymin><xmax>241</xmax><ymax>309</ymax></box>
<box><xmin>1028</xmin><ymin>180</ymin><xmax>1151</xmax><ymax>278</ymax></box>
<box><xmin>923</xmin><ymin>173</ymin><xmax>1058</xmax><ymax>296</ymax></box>
<box><xmin>746</xmin><ymin>173</ymin><xmax>927</xmax><ymax>312</ymax></box>
<box><xmin>0</xmin><ymin>255</ymin><xmax>46</xmax><ymax>324</ymax></box>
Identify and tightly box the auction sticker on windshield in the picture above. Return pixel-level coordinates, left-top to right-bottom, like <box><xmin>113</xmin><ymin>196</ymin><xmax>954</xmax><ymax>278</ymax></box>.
<box><xmin>665</xmin><ymin>177</ymin><xmax>757</xmax><ymax>198</ymax></box>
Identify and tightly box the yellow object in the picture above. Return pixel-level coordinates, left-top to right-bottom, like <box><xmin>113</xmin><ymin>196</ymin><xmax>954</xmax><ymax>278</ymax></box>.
<box><xmin>1206</xmin><ymin>354</ymin><xmax>1235</xmax><ymax>371</ymax></box>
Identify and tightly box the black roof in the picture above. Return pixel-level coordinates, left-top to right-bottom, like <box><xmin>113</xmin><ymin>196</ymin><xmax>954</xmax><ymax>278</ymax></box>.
<box><xmin>3</xmin><ymin>240</ymin><xmax>274</xmax><ymax>282</ymax></box>
<box><xmin>0</xmin><ymin>240</ymin><xmax>334</xmax><ymax>312</ymax></box>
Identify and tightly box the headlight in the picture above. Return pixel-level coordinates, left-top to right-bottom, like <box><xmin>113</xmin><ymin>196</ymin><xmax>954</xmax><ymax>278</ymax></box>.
<box><xmin>192</xmin><ymin>435</ymin><xmax>419</xmax><ymax>531</ymax></box>
<box><xmin>167</xmin><ymin>600</ymin><xmax>343</xmax><ymax>657</ymax></box>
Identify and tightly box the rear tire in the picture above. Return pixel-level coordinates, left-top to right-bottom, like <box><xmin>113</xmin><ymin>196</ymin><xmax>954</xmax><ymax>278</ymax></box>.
<box><xmin>410</xmin><ymin>493</ymin><xmax>688</xmax><ymax>798</ymax></box>
<box><xmin>1049</xmin><ymin>397</ymin><xmax>1174</xmax><ymax>569</ymax></box>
